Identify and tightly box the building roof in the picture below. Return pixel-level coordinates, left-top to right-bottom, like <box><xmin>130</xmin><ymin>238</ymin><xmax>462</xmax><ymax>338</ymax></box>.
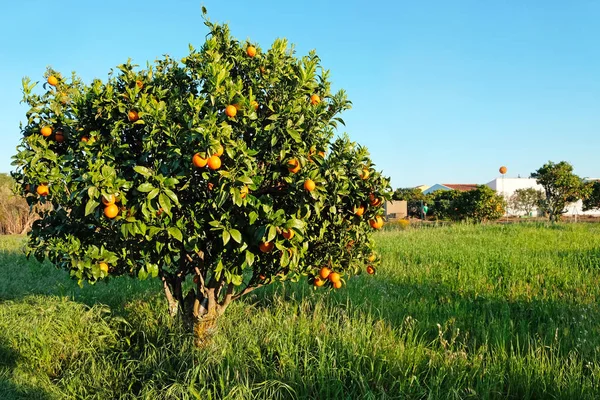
<box><xmin>441</xmin><ymin>184</ymin><xmax>478</xmax><ymax>192</ymax></box>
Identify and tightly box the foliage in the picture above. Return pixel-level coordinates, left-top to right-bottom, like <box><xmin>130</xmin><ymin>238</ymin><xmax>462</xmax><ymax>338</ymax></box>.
<box><xmin>11</xmin><ymin>15</ymin><xmax>391</xmax><ymax>334</ymax></box>
<box><xmin>583</xmin><ymin>181</ymin><xmax>600</xmax><ymax>211</ymax></box>
<box><xmin>0</xmin><ymin>173</ymin><xmax>39</xmax><ymax>235</ymax></box>
<box><xmin>2</xmin><ymin>225</ymin><xmax>600</xmax><ymax>398</ymax></box>
<box><xmin>429</xmin><ymin>189</ymin><xmax>462</xmax><ymax>220</ymax></box>
<box><xmin>508</xmin><ymin>187</ymin><xmax>544</xmax><ymax>216</ymax></box>
<box><xmin>428</xmin><ymin>186</ymin><xmax>505</xmax><ymax>222</ymax></box>
<box><xmin>392</xmin><ymin>187</ymin><xmax>431</xmax><ymax>218</ymax></box>
<box><xmin>531</xmin><ymin>161</ymin><xmax>587</xmax><ymax>222</ymax></box>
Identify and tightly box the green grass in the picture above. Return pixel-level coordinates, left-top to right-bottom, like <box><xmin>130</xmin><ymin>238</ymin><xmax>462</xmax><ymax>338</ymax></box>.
<box><xmin>1</xmin><ymin>223</ymin><xmax>599</xmax><ymax>399</ymax></box>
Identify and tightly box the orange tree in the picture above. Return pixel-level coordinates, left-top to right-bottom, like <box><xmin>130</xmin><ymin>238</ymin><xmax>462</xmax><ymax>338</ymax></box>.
<box><xmin>11</xmin><ymin>17</ymin><xmax>391</xmax><ymax>339</ymax></box>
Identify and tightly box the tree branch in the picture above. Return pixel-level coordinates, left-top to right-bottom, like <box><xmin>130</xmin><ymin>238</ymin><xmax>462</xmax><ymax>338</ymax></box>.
<box><xmin>231</xmin><ymin>283</ymin><xmax>264</xmax><ymax>302</ymax></box>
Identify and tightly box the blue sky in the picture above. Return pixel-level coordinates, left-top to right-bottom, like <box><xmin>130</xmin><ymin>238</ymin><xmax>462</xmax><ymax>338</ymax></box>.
<box><xmin>1</xmin><ymin>0</ymin><xmax>598</xmax><ymax>188</ymax></box>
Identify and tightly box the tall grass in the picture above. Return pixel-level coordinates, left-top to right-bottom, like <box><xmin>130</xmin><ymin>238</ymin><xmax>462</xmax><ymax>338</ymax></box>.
<box><xmin>1</xmin><ymin>223</ymin><xmax>599</xmax><ymax>399</ymax></box>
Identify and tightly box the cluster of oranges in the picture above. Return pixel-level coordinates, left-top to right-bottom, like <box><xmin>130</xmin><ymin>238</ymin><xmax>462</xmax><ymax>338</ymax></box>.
<box><xmin>314</xmin><ymin>267</ymin><xmax>342</xmax><ymax>289</ymax></box>
<box><xmin>102</xmin><ymin>194</ymin><xmax>120</xmax><ymax>219</ymax></box>
<box><xmin>192</xmin><ymin>144</ymin><xmax>224</xmax><ymax>171</ymax></box>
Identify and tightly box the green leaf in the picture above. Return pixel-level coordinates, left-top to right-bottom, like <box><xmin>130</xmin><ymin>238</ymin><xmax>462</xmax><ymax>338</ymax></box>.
<box><xmin>236</xmin><ymin>176</ymin><xmax>254</xmax><ymax>185</ymax></box>
<box><xmin>147</xmin><ymin>263</ymin><xmax>159</xmax><ymax>278</ymax></box>
<box><xmin>87</xmin><ymin>186</ymin><xmax>98</xmax><ymax>199</ymax></box>
<box><xmin>159</xmin><ymin>193</ymin><xmax>172</xmax><ymax>214</ymax></box>
<box><xmin>231</xmin><ymin>274</ymin><xmax>243</xmax><ymax>286</ymax></box>
<box><xmin>286</xmin><ymin>128</ymin><xmax>302</xmax><ymax>143</ymax></box>
<box><xmin>138</xmin><ymin>183</ymin><xmax>154</xmax><ymax>193</ymax></box>
<box><xmin>85</xmin><ymin>199</ymin><xmax>100</xmax><ymax>216</ymax></box>
<box><xmin>248</xmin><ymin>211</ymin><xmax>258</xmax><ymax>225</ymax></box>
<box><xmin>267</xmin><ymin>225</ymin><xmax>276</xmax><ymax>242</ymax></box>
<box><xmin>245</xmin><ymin>250</ymin><xmax>255</xmax><ymax>266</ymax></box>
<box><xmin>229</xmin><ymin>229</ymin><xmax>242</xmax><ymax>244</ymax></box>
<box><xmin>222</xmin><ymin>230</ymin><xmax>231</xmax><ymax>245</ymax></box>
<box><xmin>167</xmin><ymin>227</ymin><xmax>183</xmax><ymax>242</ymax></box>
<box><xmin>148</xmin><ymin>188</ymin><xmax>160</xmax><ymax>200</ymax></box>
<box><xmin>134</xmin><ymin>166</ymin><xmax>153</xmax><ymax>177</ymax></box>
<box><xmin>164</xmin><ymin>189</ymin><xmax>179</xmax><ymax>204</ymax></box>
<box><xmin>138</xmin><ymin>267</ymin><xmax>148</xmax><ymax>281</ymax></box>
<box><xmin>285</xmin><ymin>218</ymin><xmax>306</xmax><ymax>231</ymax></box>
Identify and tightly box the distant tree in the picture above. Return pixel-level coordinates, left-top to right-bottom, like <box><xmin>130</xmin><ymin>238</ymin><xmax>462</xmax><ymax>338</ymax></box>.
<box><xmin>583</xmin><ymin>181</ymin><xmax>600</xmax><ymax>211</ymax></box>
<box><xmin>429</xmin><ymin>190</ymin><xmax>461</xmax><ymax>220</ymax></box>
<box><xmin>508</xmin><ymin>188</ymin><xmax>544</xmax><ymax>216</ymax></box>
<box><xmin>531</xmin><ymin>161</ymin><xmax>587</xmax><ymax>222</ymax></box>
<box><xmin>392</xmin><ymin>187</ymin><xmax>430</xmax><ymax>218</ymax></box>
<box><xmin>454</xmin><ymin>185</ymin><xmax>506</xmax><ymax>222</ymax></box>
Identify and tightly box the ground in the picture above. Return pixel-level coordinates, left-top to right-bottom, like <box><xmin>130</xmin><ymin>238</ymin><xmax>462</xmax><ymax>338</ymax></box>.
<box><xmin>0</xmin><ymin>223</ymin><xmax>599</xmax><ymax>399</ymax></box>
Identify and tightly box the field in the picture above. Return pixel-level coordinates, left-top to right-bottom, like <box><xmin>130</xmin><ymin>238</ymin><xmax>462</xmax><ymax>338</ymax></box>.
<box><xmin>1</xmin><ymin>223</ymin><xmax>600</xmax><ymax>399</ymax></box>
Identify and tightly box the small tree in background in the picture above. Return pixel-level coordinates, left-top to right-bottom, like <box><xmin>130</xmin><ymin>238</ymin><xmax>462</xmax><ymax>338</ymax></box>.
<box><xmin>11</xmin><ymin>14</ymin><xmax>391</xmax><ymax>344</ymax></box>
<box><xmin>508</xmin><ymin>188</ymin><xmax>544</xmax><ymax>217</ymax></box>
<box><xmin>392</xmin><ymin>187</ymin><xmax>431</xmax><ymax>217</ymax></box>
<box><xmin>583</xmin><ymin>181</ymin><xmax>600</xmax><ymax>211</ymax></box>
<box><xmin>429</xmin><ymin>190</ymin><xmax>461</xmax><ymax>220</ymax></box>
<box><xmin>453</xmin><ymin>185</ymin><xmax>506</xmax><ymax>222</ymax></box>
<box><xmin>531</xmin><ymin>161</ymin><xmax>587</xmax><ymax>222</ymax></box>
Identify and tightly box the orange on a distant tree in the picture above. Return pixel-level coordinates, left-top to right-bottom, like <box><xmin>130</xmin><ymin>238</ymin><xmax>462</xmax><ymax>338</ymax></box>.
<box><xmin>314</xmin><ymin>278</ymin><xmax>325</xmax><ymax>287</ymax></box>
<box><xmin>55</xmin><ymin>131</ymin><xmax>64</xmax><ymax>142</ymax></box>
<box><xmin>213</xmin><ymin>144</ymin><xmax>224</xmax><ymax>157</ymax></box>
<box><xmin>333</xmin><ymin>280</ymin><xmax>342</xmax><ymax>289</ymax></box>
<box><xmin>102</xmin><ymin>194</ymin><xmax>116</xmax><ymax>206</ymax></box>
<box><xmin>128</xmin><ymin>110</ymin><xmax>139</xmax><ymax>122</ymax></box>
<box><xmin>207</xmin><ymin>155</ymin><xmax>221</xmax><ymax>170</ymax></box>
<box><xmin>287</xmin><ymin>159</ymin><xmax>301</xmax><ymax>174</ymax></box>
<box><xmin>41</xmin><ymin>126</ymin><xmax>52</xmax><ymax>137</ymax></box>
<box><xmin>499</xmin><ymin>166</ymin><xmax>507</xmax><ymax>175</ymax></box>
<box><xmin>369</xmin><ymin>216</ymin><xmax>384</xmax><ymax>229</ymax></box>
<box><xmin>368</xmin><ymin>253</ymin><xmax>376</xmax><ymax>262</ymax></box>
<box><xmin>104</xmin><ymin>203</ymin><xmax>119</xmax><ymax>219</ymax></box>
<box><xmin>304</xmin><ymin>179</ymin><xmax>315</xmax><ymax>192</ymax></box>
<box><xmin>319</xmin><ymin>267</ymin><xmax>331</xmax><ymax>280</ymax></box>
<box><xmin>354</xmin><ymin>205</ymin><xmax>365</xmax><ymax>216</ymax></box>
<box><xmin>282</xmin><ymin>229</ymin><xmax>295</xmax><ymax>240</ymax></box>
<box><xmin>36</xmin><ymin>184</ymin><xmax>49</xmax><ymax>197</ymax></box>
<box><xmin>81</xmin><ymin>136</ymin><xmax>89</xmax><ymax>143</ymax></box>
<box><xmin>47</xmin><ymin>76</ymin><xmax>58</xmax><ymax>86</ymax></box>
<box><xmin>251</xmin><ymin>100</ymin><xmax>259</xmax><ymax>110</ymax></box>
<box><xmin>136</xmin><ymin>80</ymin><xmax>143</xmax><ymax>89</ymax></box>
<box><xmin>310</xmin><ymin>94</ymin><xmax>320</xmax><ymax>105</ymax></box>
<box><xmin>259</xmin><ymin>241</ymin><xmax>274</xmax><ymax>253</ymax></box>
<box><xmin>366</xmin><ymin>265</ymin><xmax>376</xmax><ymax>275</ymax></box>
<box><xmin>247</xmin><ymin>46</ymin><xmax>257</xmax><ymax>57</ymax></box>
<box><xmin>328</xmin><ymin>272</ymin><xmax>341</xmax><ymax>284</ymax></box>
<box><xmin>225</xmin><ymin>105</ymin><xmax>237</xmax><ymax>117</ymax></box>
<box><xmin>99</xmin><ymin>262</ymin><xmax>109</xmax><ymax>273</ymax></box>
<box><xmin>193</xmin><ymin>153</ymin><xmax>209</xmax><ymax>168</ymax></box>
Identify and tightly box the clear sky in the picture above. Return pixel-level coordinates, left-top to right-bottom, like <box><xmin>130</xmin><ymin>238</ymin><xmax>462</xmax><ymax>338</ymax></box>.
<box><xmin>1</xmin><ymin>0</ymin><xmax>598</xmax><ymax>188</ymax></box>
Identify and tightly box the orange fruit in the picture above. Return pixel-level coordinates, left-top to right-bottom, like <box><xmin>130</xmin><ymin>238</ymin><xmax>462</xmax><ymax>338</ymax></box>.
<box><xmin>360</xmin><ymin>168</ymin><xmax>370</xmax><ymax>180</ymax></box>
<box><xmin>314</xmin><ymin>278</ymin><xmax>325</xmax><ymax>287</ymax></box>
<box><xmin>303</xmin><ymin>179</ymin><xmax>316</xmax><ymax>192</ymax></box>
<box><xmin>41</xmin><ymin>126</ymin><xmax>52</xmax><ymax>137</ymax></box>
<box><xmin>240</xmin><ymin>185</ymin><xmax>249</xmax><ymax>199</ymax></box>
<box><xmin>192</xmin><ymin>153</ymin><xmax>209</xmax><ymax>168</ymax></box>
<box><xmin>207</xmin><ymin>155</ymin><xmax>221</xmax><ymax>170</ymax></box>
<box><xmin>47</xmin><ymin>76</ymin><xmax>58</xmax><ymax>86</ymax></box>
<box><xmin>328</xmin><ymin>272</ymin><xmax>341</xmax><ymax>284</ymax></box>
<box><xmin>36</xmin><ymin>184</ymin><xmax>49</xmax><ymax>196</ymax></box>
<box><xmin>318</xmin><ymin>151</ymin><xmax>326</xmax><ymax>158</ymax></box>
<box><xmin>259</xmin><ymin>241</ymin><xmax>274</xmax><ymax>253</ymax></box>
<box><xmin>247</xmin><ymin>46</ymin><xmax>257</xmax><ymax>57</ymax></box>
<box><xmin>333</xmin><ymin>280</ymin><xmax>342</xmax><ymax>289</ymax></box>
<box><xmin>157</xmin><ymin>208</ymin><xmax>164</xmax><ymax>216</ymax></box>
<box><xmin>128</xmin><ymin>110</ymin><xmax>139</xmax><ymax>122</ymax></box>
<box><xmin>102</xmin><ymin>194</ymin><xmax>116</xmax><ymax>206</ymax></box>
<box><xmin>310</xmin><ymin>94</ymin><xmax>320</xmax><ymax>105</ymax></box>
<box><xmin>319</xmin><ymin>267</ymin><xmax>331</xmax><ymax>280</ymax></box>
<box><xmin>366</xmin><ymin>265</ymin><xmax>375</xmax><ymax>275</ymax></box>
<box><xmin>225</xmin><ymin>105</ymin><xmax>237</xmax><ymax>117</ymax></box>
<box><xmin>81</xmin><ymin>136</ymin><xmax>89</xmax><ymax>143</ymax></box>
<box><xmin>99</xmin><ymin>262</ymin><xmax>109</xmax><ymax>273</ymax></box>
<box><xmin>104</xmin><ymin>203</ymin><xmax>119</xmax><ymax>219</ymax></box>
<box><xmin>259</xmin><ymin>274</ymin><xmax>266</xmax><ymax>281</ymax></box>
<box><xmin>368</xmin><ymin>254</ymin><xmax>376</xmax><ymax>262</ymax></box>
<box><xmin>251</xmin><ymin>100</ymin><xmax>259</xmax><ymax>110</ymax></box>
<box><xmin>282</xmin><ymin>229</ymin><xmax>295</xmax><ymax>240</ymax></box>
<box><xmin>354</xmin><ymin>205</ymin><xmax>365</xmax><ymax>216</ymax></box>
<box><xmin>136</xmin><ymin>80</ymin><xmax>143</xmax><ymax>89</ymax></box>
<box><xmin>213</xmin><ymin>144</ymin><xmax>224</xmax><ymax>157</ymax></box>
<box><xmin>369</xmin><ymin>194</ymin><xmax>382</xmax><ymax>207</ymax></box>
<box><xmin>369</xmin><ymin>216</ymin><xmax>384</xmax><ymax>229</ymax></box>
<box><xmin>287</xmin><ymin>159</ymin><xmax>301</xmax><ymax>174</ymax></box>
<box><xmin>55</xmin><ymin>131</ymin><xmax>64</xmax><ymax>142</ymax></box>
<box><xmin>207</xmin><ymin>182</ymin><xmax>214</xmax><ymax>191</ymax></box>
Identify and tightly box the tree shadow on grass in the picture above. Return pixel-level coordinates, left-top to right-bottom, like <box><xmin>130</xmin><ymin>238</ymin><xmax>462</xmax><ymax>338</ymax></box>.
<box><xmin>0</xmin><ymin>339</ymin><xmax>53</xmax><ymax>400</ymax></box>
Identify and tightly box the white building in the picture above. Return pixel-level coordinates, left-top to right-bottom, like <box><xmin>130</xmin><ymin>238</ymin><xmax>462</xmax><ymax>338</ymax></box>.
<box><xmin>486</xmin><ymin>177</ymin><xmax>600</xmax><ymax>217</ymax></box>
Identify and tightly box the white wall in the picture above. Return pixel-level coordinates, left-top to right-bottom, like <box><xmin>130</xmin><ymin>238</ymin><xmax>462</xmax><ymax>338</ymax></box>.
<box><xmin>486</xmin><ymin>177</ymin><xmax>600</xmax><ymax>217</ymax></box>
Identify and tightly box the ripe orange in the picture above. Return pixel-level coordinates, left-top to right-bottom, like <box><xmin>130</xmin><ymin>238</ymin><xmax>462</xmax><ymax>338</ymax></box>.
<box><xmin>304</xmin><ymin>179</ymin><xmax>316</xmax><ymax>192</ymax></box>
<box><xmin>369</xmin><ymin>194</ymin><xmax>382</xmax><ymax>207</ymax></box>
<box><xmin>329</xmin><ymin>272</ymin><xmax>341</xmax><ymax>284</ymax></box>
<box><xmin>136</xmin><ymin>80</ymin><xmax>143</xmax><ymax>89</ymax></box>
<box><xmin>318</xmin><ymin>151</ymin><xmax>326</xmax><ymax>158</ymax></box>
<box><xmin>259</xmin><ymin>241</ymin><xmax>274</xmax><ymax>253</ymax></box>
<box><xmin>193</xmin><ymin>153</ymin><xmax>208</xmax><ymax>168</ymax></box>
<box><xmin>360</xmin><ymin>168</ymin><xmax>370</xmax><ymax>180</ymax></box>
<box><xmin>247</xmin><ymin>46</ymin><xmax>257</xmax><ymax>57</ymax></box>
<box><xmin>282</xmin><ymin>229</ymin><xmax>295</xmax><ymax>240</ymax></box>
<box><xmin>99</xmin><ymin>262</ymin><xmax>109</xmax><ymax>273</ymax></box>
<box><xmin>81</xmin><ymin>136</ymin><xmax>89</xmax><ymax>143</ymax></box>
<box><xmin>369</xmin><ymin>216</ymin><xmax>384</xmax><ymax>229</ymax></box>
<box><xmin>314</xmin><ymin>278</ymin><xmax>325</xmax><ymax>287</ymax></box>
<box><xmin>104</xmin><ymin>203</ymin><xmax>119</xmax><ymax>219</ymax></box>
<box><xmin>102</xmin><ymin>194</ymin><xmax>116</xmax><ymax>206</ymax></box>
<box><xmin>225</xmin><ymin>105</ymin><xmax>237</xmax><ymax>117</ymax></box>
<box><xmin>213</xmin><ymin>144</ymin><xmax>224</xmax><ymax>157</ymax></box>
<box><xmin>36</xmin><ymin>184</ymin><xmax>49</xmax><ymax>196</ymax></box>
<box><xmin>259</xmin><ymin>274</ymin><xmax>266</xmax><ymax>281</ymax></box>
<box><xmin>41</xmin><ymin>126</ymin><xmax>52</xmax><ymax>137</ymax></box>
<box><xmin>287</xmin><ymin>159</ymin><xmax>301</xmax><ymax>174</ymax></box>
<box><xmin>366</xmin><ymin>265</ymin><xmax>376</xmax><ymax>275</ymax></box>
<box><xmin>47</xmin><ymin>76</ymin><xmax>58</xmax><ymax>86</ymax></box>
<box><xmin>368</xmin><ymin>253</ymin><xmax>376</xmax><ymax>262</ymax></box>
<box><xmin>240</xmin><ymin>185</ymin><xmax>249</xmax><ymax>199</ymax></box>
<box><xmin>128</xmin><ymin>110</ymin><xmax>139</xmax><ymax>122</ymax></box>
<box><xmin>251</xmin><ymin>100</ymin><xmax>259</xmax><ymax>110</ymax></box>
<box><xmin>310</xmin><ymin>94</ymin><xmax>320</xmax><ymax>105</ymax></box>
<box><xmin>55</xmin><ymin>131</ymin><xmax>64</xmax><ymax>142</ymax></box>
<box><xmin>333</xmin><ymin>280</ymin><xmax>343</xmax><ymax>289</ymax></box>
<box><xmin>207</xmin><ymin>155</ymin><xmax>221</xmax><ymax>170</ymax></box>
<box><xmin>319</xmin><ymin>267</ymin><xmax>331</xmax><ymax>280</ymax></box>
<box><xmin>354</xmin><ymin>205</ymin><xmax>365</xmax><ymax>216</ymax></box>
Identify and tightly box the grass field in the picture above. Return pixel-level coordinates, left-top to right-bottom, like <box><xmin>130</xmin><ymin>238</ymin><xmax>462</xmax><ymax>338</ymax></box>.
<box><xmin>1</xmin><ymin>223</ymin><xmax>599</xmax><ymax>399</ymax></box>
